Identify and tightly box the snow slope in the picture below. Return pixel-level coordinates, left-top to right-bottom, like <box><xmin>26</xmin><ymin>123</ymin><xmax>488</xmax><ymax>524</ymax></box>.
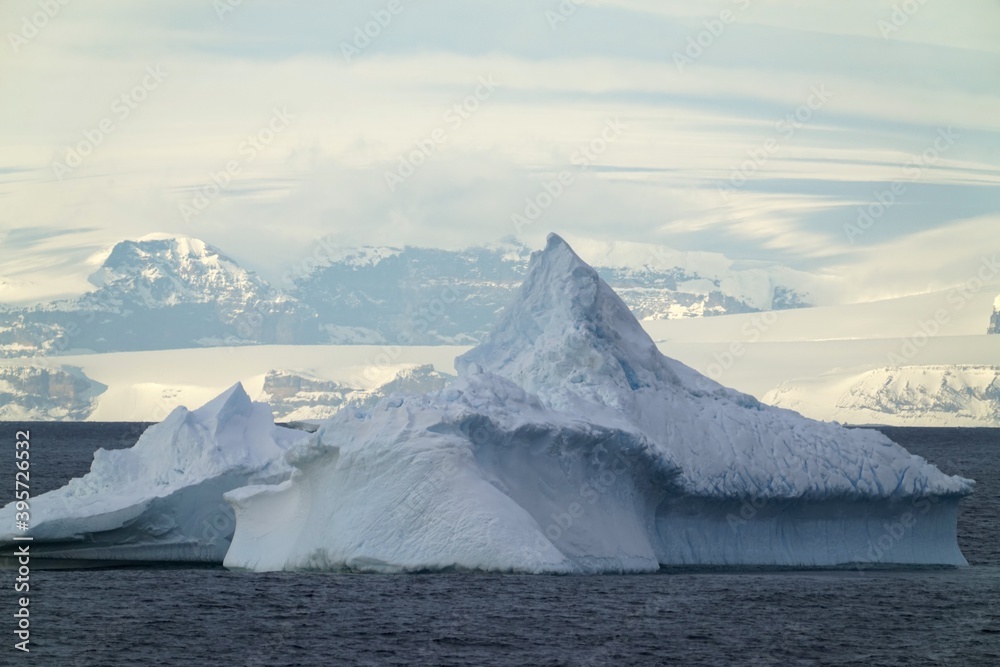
<box><xmin>656</xmin><ymin>336</ymin><xmax>1000</xmax><ymax>402</ymax></box>
<box><xmin>456</xmin><ymin>235</ymin><xmax>969</xmax><ymax>501</ymax></box>
<box><xmin>764</xmin><ymin>365</ymin><xmax>1000</xmax><ymax>427</ymax></box>
<box><xmin>3</xmin><ymin>332</ymin><xmax>999</xmax><ymax>425</ymax></box>
<box><xmin>3</xmin><ymin>302</ymin><xmax>997</xmax><ymax>425</ymax></box>
<box><xmin>0</xmin><ymin>385</ymin><xmax>306</xmax><ymax>563</ymax></box>
<box><xmin>642</xmin><ymin>283</ymin><xmax>1000</xmax><ymax>424</ymax></box>
<box><xmin>225</xmin><ymin>235</ymin><xmax>973</xmax><ymax>572</ymax></box>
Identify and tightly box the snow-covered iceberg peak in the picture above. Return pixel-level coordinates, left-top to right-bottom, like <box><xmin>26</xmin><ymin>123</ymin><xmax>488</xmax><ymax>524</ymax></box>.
<box><xmin>460</xmin><ymin>233</ymin><xmax>971</xmax><ymax>503</ymax></box>
<box><xmin>457</xmin><ymin>233</ymin><xmax>717</xmax><ymax>412</ymax></box>
<box><xmin>0</xmin><ymin>383</ymin><xmax>307</xmax><ymax>564</ymax></box>
<box><xmin>75</xmin><ymin>383</ymin><xmax>288</xmax><ymax>493</ymax></box>
<box><xmin>184</xmin><ymin>383</ymin><xmax>289</xmax><ymax>473</ymax></box>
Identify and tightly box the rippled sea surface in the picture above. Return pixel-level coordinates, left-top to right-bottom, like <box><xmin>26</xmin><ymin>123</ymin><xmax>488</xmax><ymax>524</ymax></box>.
<box><xmin>1</xmin><ymin>422</ymin><xmax>998</xmax><ymax>666</ymax></box>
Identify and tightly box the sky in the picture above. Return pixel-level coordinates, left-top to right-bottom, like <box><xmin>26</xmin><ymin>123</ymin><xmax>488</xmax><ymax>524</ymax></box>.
<box><xmin>1</xmin><ymin>0</ymin><xmax>999</xmax><ymax>305</ymax></box>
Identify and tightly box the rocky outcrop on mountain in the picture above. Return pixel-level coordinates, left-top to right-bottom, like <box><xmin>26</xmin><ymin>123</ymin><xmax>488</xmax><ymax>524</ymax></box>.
<box><xmin>0</xmin><ymin>364</ymin><xmax>106</xmax><ymax>420</ymax></box>
<box><xmin>259</xmin><ymin>364</ymin><xmax>452</xmax><ymax>421</ymax></box>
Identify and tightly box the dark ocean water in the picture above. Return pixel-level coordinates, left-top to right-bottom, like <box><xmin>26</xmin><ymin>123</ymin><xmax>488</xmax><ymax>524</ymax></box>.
<box><xmin>0</xmin><ymin>422</ymin><xmax>998</xmax><ymax>666</ymax></box>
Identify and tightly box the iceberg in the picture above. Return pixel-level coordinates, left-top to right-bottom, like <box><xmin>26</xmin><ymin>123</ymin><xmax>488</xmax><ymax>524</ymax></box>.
<box><xmin>2</xmin><ymin>234</ymin><xmax>973</xmax><ymax>570</ymax></box>
<box><xmin>0</xmin><ymin>384</ymin><xmax>305</xmax><ymax>563</ymax></box>
<box><xmin>224</xmin><ymin>234</ymin><xmax>973</xmax><ymax>572</ymax></box>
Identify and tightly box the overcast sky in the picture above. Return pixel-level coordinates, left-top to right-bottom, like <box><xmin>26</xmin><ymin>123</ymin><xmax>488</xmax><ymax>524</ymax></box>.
<box><xmin>1</xmin><ymin>0</ymin><xmax>998</xmax><ymax>303</ymax></box>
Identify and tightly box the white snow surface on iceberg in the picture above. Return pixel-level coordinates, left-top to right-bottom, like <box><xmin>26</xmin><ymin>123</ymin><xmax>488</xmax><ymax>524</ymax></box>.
<box><xmin>225</xmin><ymin>373</ymin><xmax>678</xmax><ymax>573</ymax></box>
<box><xmin>225</xmin><ymin>234</ymin><xmax>973</xmax><ymax>572</ymax></box>
<box><xmin>456</xmin><ymin>235</ymin><xmax>971</xmax><ymax>501</ymax></box>
<box><xmin>0</xmin><ymin>384</ymin><xmax>305</xmax><ymax>562</ymax></box>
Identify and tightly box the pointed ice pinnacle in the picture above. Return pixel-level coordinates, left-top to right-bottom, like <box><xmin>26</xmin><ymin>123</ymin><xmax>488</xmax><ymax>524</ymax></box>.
<box><xmin>457</xmin><ymin>233</ymin><xmax>716</xmax><ymax>411</ymax></box>
<box><xmin>458</xmin><ymin>232</ymin><xmax>970</xmax><ymax>500</ymax></box>
<box><xmin>194</xmin><ymin>381</ymin><xmax>253</xmax><ymax>422</ymax></box>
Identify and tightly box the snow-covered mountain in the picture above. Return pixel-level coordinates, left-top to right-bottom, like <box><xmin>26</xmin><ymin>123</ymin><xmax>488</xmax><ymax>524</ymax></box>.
<box><xmin>289</xmin><ymin>240</ymin><xmax>529</xmax><ymax>346</ymax></box>
<box><xmin>88</xmin><ymin>236</ymin><xmax>258</xmax><ymax>302</ymax></box>
<box><xmin>990</xmin><ymin>296</ymin><xmax>1000</xmax><ymax>333</ymax></box>
<box><xmin>290</xmin><ymin>237</ymin><xmax>816</xmax><ymax>344</ymax></box>
<box><xmin>0</xmin><ymin>234</ymin><xmax>816</xmax><ymax>356</ymax></box>
<box><xmin>562</xmin><ymin>236</ymin><xmax>817</xmax><ymax>315</ymax></box>
<box><xmin>0</xmin><ymin>236</ymin><xmax>322</xmax><ymax>356</ymax></box>
<box><xmin>764</xmin><ymin>365</ymin><xmax>1000</xmax><ymax>427</ymax></box>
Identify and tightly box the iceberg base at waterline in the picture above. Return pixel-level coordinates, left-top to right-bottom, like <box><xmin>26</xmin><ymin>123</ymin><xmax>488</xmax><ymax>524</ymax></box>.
<box><xmin>222</xmin><ymin>372</ymin><xmax>969</xmax><ymax>573</ymax></box>
<box><xmin>654</xmin><ymin>495</ymin><xmax>966</xmax><ymax>568</ymax></box>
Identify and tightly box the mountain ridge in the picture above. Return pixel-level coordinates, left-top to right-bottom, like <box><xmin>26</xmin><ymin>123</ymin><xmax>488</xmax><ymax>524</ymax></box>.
<box><xmin>0</xmin><ymin>234</ymin><xmax>816</xmax><ymax>357</ymax></box>
<box><xmin>764</xmin><ymin>364</ymin><xmax>1000</xmax><ymax>427</ymax></box>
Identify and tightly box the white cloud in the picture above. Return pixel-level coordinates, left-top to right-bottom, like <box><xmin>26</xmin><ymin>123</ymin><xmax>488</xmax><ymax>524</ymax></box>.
<box><xmin>0</xmin><ymin>0</ymin><xmax>998</xmax><ymax>304</ymax></box>
<box><xmin>834</xmin><ymin>216</ymin><xmax>1000</xmax><ymax>302</ymax></box>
